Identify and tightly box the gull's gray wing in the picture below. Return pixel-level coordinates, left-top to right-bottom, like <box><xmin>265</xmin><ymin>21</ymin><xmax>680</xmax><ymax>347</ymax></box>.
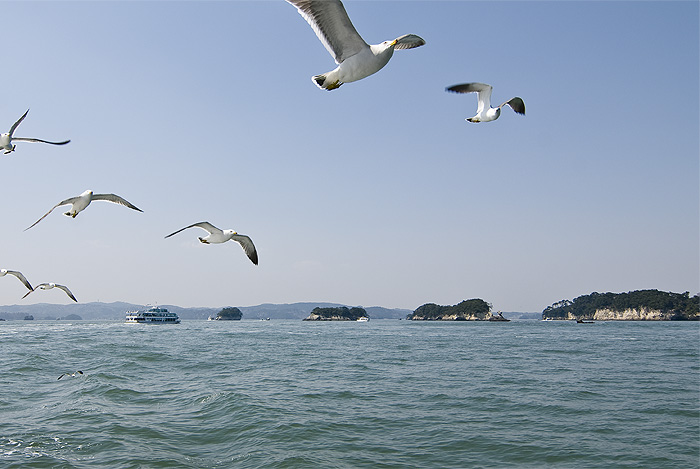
<box><xmin>286</xmin><ymin>0</ymin><xmax>368</xmax><ymax>64</ymax></box>
<box><xmin>501</xmin><ymin>97</ymin><xmax>526</xmax><ymax>115</ymax></box>
<box><xmin>55</xmin><ymin>284</ymin><xmax>78</xmax><ymax>302</ymax></box>
<box><xmin>24</xmin><ymin>196</ymin><xmax>80</xmax><ymax>231</ymax></box>
<box><xmin>9</xmin><ymin>109</ymin><xmax>29</xmax><ymax>137</ymax></box>
<box><xmin>92</xmin><ymin>194</ymin><xmax>143</xmax><ymax>212</ymax></box>
<box><xmin>393</xmin><ymin>34</ymin><xmax>425</xmax><ymax>50</ymax></box>
<box><xmin>12</xmin><ymin>137</ymin><xmax>70</xmax><ymax>145</ymax></box>
<box><xmin>164</xmin><ymin>221</ymin><xmax>222</xmax><ymax>239</ymax></box>
<box><xmin>6</xmin><ymin>270</ymin><xmax>33</xmax><ymax>291</ymax></box>
<box><xmin>231</xmin><ymin>234</ymin><xmax>259</xmax><ymax>265</ymax></box>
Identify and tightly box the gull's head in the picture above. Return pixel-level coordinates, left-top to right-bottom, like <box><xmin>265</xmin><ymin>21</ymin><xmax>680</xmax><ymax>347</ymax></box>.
<box><xmin>373</xmin><ymin>40</ymin><xmax>397</xmax><ymax>54</ymax></box>
<box><xmin>81</xmin><ymin>190</ymin><xmax>93</xmax><ymax>196</ymax></box>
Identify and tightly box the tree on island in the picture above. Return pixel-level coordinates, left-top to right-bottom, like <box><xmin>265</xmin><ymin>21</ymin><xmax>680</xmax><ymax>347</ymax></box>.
<box><xmin>216</xmin><ymin>307</ymin><xmax>242</xmax><ymax>320</ymax></box>
<box><xmin>304</xmin><ymin>306</ymin><xmax>368</xmax><ymax>321</ymax></box>
<box><xmin>410</xmin><ymin>299</ymin><xmax>492</xmax><ymax>320</ymax></box>
<box><xmin>542</xmin><ymin>290</ymin><xmax>699</xmax><ymax>320</ymax></box>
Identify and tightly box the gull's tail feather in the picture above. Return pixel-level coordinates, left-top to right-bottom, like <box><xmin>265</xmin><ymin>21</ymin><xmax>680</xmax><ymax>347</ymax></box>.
<box><xmin>312</xmin><ymin>74</ymin><xmax>341</xmax><ymax>91</ymax></box>
<box><xmin>313</xmin><ymin>74</ymin><xmax>327</xmax><ymax>88</ymax></box>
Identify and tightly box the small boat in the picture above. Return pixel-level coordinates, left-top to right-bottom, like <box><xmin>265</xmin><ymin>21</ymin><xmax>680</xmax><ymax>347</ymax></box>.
<box><xmin>356</xmin><ymin>316</ymin><xmax>370</xmax><ymax>322</ymax></box>
<box><xmin>126</xmin><ymin>306</ymin><xmax>180</xmax><ymax>324</ymax></box>
<box><xmin>488</xmin><ymin>312</ymin><xmax>510</xmax><ymax>322</ymax></box>
<box><xmin>576</xmin><ymin>319</ymin><xmax>594</xmax><ymax>324</ymax></box>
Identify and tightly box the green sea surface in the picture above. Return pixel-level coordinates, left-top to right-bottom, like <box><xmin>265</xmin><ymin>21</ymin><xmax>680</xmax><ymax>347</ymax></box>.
<box><xmin>1</xmin><ymin>319</ymin><xmax>698</xmax><ymax>468</ymax></box>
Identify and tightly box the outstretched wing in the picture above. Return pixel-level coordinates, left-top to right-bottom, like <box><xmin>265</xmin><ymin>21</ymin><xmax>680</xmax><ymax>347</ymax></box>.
<box><xmin>446</xmin><ymin>83</ymin><xmax>492</xmax><ymax>114</ymax></box>
<box><xmin>22</xmin><ymin>283</ymin><xmax>48</xmax><ymax>299</ymax></box>
<box><xmin>92</xmin><ymin>194</ymin><xmax>143</xmax><ymax>212</ymax></box>
<box><xmin>231</xmin><ymin>234</ymin><xmax>259</xmax><ymax>265</ymax></box>
<box><xmin>8</xmin><ymin>109</ymin><xmax>29</xmax><ymax>137</ymax></box>
<box><xmin>501</xmin><ymin>97</ymin><xmax>526</xmax><ymax>115</ymax></box>
<box><xmin>164</xmin><ymin>221</ymin><xmax>222</xmax><ymax>239</ymax></box>
<box><xmin>286</xmin><ymin>0</ymin><xmax>368</xmax><ymax>64</ymax></box>
<box><xmin>12</xmin><ymin>137</ymin><xmax>70</xmax><ymax>145</ymax></box>
<box><xmin>24</xmin><ymin>197</ymin><xmax>80</xmax><ymax>231</ymax></box>
<box><xmin>393</xmin><ymin>34</ymin><xmax>425</xmax><ymax>50</ymax></box>
<box><xmin>56</xmin><ymin>284</ymin><xmax>78</xmax><ymax>302</ymax></box>
<box><xmin>6</xmin><ymin>270</ymin><xmax>33</xmax><ymax>291</ymax></box>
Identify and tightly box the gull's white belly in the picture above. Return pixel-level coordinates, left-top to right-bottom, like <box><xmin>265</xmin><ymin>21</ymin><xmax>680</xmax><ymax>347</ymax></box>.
<box><xmin>0</xmin><ymin>134</ymin><xmax>11</xmax><ymax>150</ymax></box>
<box><xmin>206</xmin><ymin>232</ymin><xmax>231</xmax><ymax>244</ymax></box>
<box><xmin>338</xmin><ymin>48</ymin><xmax>393</xmax><ymax>83</ymax></box>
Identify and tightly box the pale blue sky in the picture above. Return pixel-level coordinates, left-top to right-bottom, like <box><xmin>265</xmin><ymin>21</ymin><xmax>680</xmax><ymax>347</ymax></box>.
<box><xmin>1</xmin><ymin>0</ymin><xmax>698</xmax><ymax>312</ymax></box>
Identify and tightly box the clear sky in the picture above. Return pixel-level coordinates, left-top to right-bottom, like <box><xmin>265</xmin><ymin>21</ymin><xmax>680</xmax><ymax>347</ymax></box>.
<box><xmin>2</xmin><ymin>0</ymin><xmax>698</xmax><ymax>312</ymax></box>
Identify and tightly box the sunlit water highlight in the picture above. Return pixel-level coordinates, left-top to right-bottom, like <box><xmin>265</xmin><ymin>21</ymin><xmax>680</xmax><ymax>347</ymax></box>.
<box><xmin>1</xmin><ymin>319</ymin><xmax>698</xmax><ymax>468</ymax></box>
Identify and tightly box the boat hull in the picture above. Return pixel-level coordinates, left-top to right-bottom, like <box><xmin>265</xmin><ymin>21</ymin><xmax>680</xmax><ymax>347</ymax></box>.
<box><xmin>126</xmin><ymin>307</ymin><xmax>180</xmax><ymax>324</ymax></box>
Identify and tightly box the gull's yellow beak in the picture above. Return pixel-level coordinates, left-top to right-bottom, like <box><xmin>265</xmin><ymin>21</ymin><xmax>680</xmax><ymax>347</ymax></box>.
<box><xmin>390</xmin><ymin>39</ymin><xmax>398</xmax><ymax>46</ymax></box>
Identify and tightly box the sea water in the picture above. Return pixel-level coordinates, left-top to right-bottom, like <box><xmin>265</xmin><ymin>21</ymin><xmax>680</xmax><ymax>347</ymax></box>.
<box><xmin>0</xmin><ymin>319</ymin><xmax>698</xmax><ymax>468</ymax></box>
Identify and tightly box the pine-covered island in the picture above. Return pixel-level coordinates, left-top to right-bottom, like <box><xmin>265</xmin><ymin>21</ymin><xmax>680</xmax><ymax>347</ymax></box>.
<box><xmin>408</xmin><ymin>299</ymin><xmax>500</xmax><ymax>321</ymax></box>
<box><xmin>303</xmin><ymin>306</ymin><xmax>370</xmax><ymax>321</ymax></box>
<box><xmin>541</xmin><ymin>290</ymin><xmax>699</xmax><ymax>321</ymax></box>
<box><xmin>213</xmin><ymin>307</ymin><xmax>243</xmax><ymax>320</ymax></box>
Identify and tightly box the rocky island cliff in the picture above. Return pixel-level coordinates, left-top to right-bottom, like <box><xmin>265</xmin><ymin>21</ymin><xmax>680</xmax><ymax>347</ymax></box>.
<box><xmin>409</xmin><ymin>299</ymin><xmax>494</xmax><ymax>321</ymax></box>
<box><xmin>542</xmin><ymin>290</ymin><xmax>699</xmax><ymax>321</ymax></box>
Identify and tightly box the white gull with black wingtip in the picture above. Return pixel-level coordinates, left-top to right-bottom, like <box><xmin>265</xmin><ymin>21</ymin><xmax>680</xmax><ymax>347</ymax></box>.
<box><xmin>164</xmin><ymin>221</ymin><xmax>258</xmax><ymax>265</ymax></box>
<box><xmin>23</xmin><ymin>283</ymin><xmax>77</xmax><ymax>302</ymax></box>
<box><xmin>1</xmin><ymin>109</ymin><xmax>70</xmax><ymax>154</ymax></box>
<box><xmin>446</xmin><ymin>83</ymin><xmax>525</xmax><ymax>123</ymax></box>
<box><xmin>286</xmin><ymin>0</ymin><xmax>425</xmax><ymax>90</ymax></box>
<box><xmin>25</xmin><ymin>190</ymin><xmax>143</xmax><ymax>231</ymax></box>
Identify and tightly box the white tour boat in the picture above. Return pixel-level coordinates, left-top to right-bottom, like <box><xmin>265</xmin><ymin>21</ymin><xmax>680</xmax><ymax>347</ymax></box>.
<box><xmin>125</xmin><ymin>306</ymin><xmax>180</xmax><ymax>324</ymax></box>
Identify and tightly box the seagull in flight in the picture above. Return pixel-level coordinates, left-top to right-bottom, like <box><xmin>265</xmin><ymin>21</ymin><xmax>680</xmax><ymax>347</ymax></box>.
<box><xmin>164</xmin><ymin>221</ymin><xmax>259</xmax><ymax>265</ymax></box>
<box><xmin>57</xmin><ymin>371</ymin><xmax>83</xmax><ymax>380</ymax></box>
<box><xmin>0</xmin><ymin>269</ymin><xmax>33</xmax><ymax>291</ymax></box>
<box><xmin>23</xmin><ymin>283</ymin><xmax>77</xmax><ymax>302</ymax></box>
<box><xmin>1</xmin><ymin>109</ymin><xmax>70</xmax><ymax>154</ymax></box>
<box><xmin>286</xmin><ymin>0</ymin><xmax>425</xmax><ymax>90</ymax></box>
<box><xmin>25</xmin><ymin>190</ymin><xmax>143</xmax><ymax>231</ymax></box>
<box><xmin>446</xmin><ymin>83</ymin><xmax>525</xmax><ymax>123</ymax></box>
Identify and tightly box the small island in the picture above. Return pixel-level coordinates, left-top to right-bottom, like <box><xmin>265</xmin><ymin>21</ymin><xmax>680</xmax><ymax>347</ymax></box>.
<box><xmin>59</xmin><ymin>314</ymin><xmax>83</xmax><ymax>320</ymax></box>
<box><xmin>213</xmin><ymin>307</ymin><xmax>243</xmax><ymax>321</ymax></box>
<box><xmin>542</xmin><ymin>290</ymin><xmax>699</xmax><ymax>321</ymax></box>
<box><xmin>303</xmin><ymin>306</ymin><xmax>369</xmax><ymax>321</ymax></box>
<box><xmin>408</xmin><ymin>299</ymin><xmax>495</xmax><ymax>321</ymax></box>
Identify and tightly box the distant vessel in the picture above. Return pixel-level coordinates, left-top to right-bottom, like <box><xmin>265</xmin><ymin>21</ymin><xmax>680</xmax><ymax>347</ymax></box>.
<box><xmin>356</xmin><ymin>316</ymin><xmax>370</xmax><ymax>322</ymax></box>
<box><xmin>126</xmin><ymin>306</ymin><xmax>180</xmax><ymax>324</ymax></box>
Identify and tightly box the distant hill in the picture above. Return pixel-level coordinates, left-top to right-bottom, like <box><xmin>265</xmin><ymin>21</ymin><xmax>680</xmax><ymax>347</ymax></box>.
<box><xmin>0</xmin><ymin>301</ymin><xmax>413</xmax><ymax>321</ymax></box>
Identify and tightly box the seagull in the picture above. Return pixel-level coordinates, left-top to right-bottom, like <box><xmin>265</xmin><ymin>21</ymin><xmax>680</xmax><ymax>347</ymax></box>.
<box><xmin>57</xmin><ymin>371</ymin><xmax>83</xmax><ymax>380</ymax></box>
<box><xmin>0</xmin><ymin>269</ymin><xmax>33</xmax><ymax>291</ymax></box>
<box><xmin>164</xmin><ymin>221</ymin><xmax>258</xmax><ymax>265</ymax></box>
<box><xmin>1</xmin><ymin>109</ymin><xmax>70</xmax><ymax>154</ymax></box>
<box><xmin>286</xmin><ymin>0</ymin><xmax>425</xmax><ymax>90</ymax></box>
<box><xmin>25</xmin><ymin>190</ymin><xmax>143</xmax><ymax>231</ymax></box>
<box><xmin>23</xmin><ymin>283</ymin><xmax>77</xmax><ymax>302</ymax></box>
<box><xmin>446</xmin><ymin>83</ymin><xmax>525</xmax><ymax>123</ymax></box>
